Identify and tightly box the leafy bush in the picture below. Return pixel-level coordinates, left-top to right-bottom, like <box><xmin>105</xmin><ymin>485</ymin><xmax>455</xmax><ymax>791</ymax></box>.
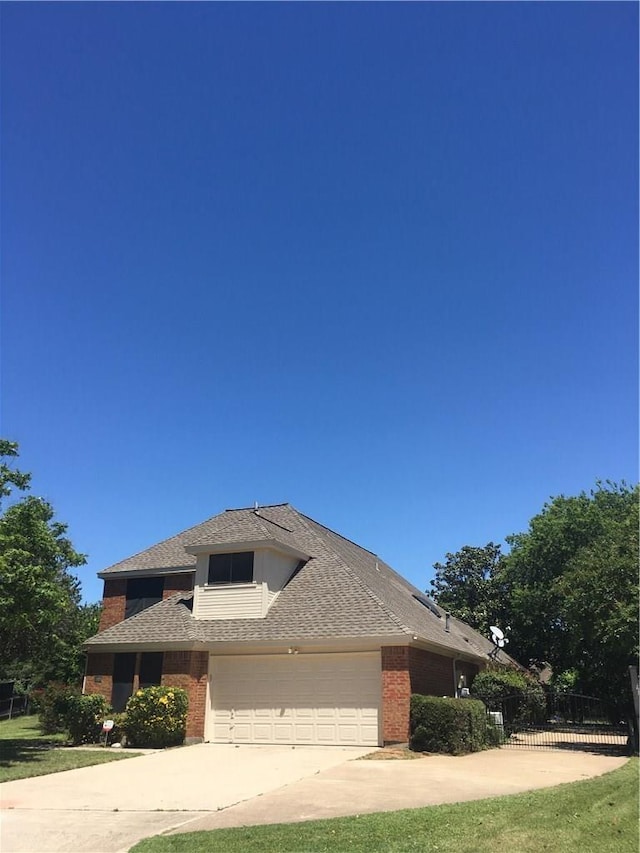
<box><xmin>124</xmin><ymin>686</ymin><xmax>188</xmax><ymax>748</ymax></box>
<box><xmin>471</xmin><ymin>666</ymin><xmax>546</xmax><ymax>733</ymax></box>
<box><xmin>65</xmin><ymin>693</ymin><xmax>111</xmax><ymax>744</ymax></box>
<box><xmin>108</xmin><ymin>712</ymin><xmax>127</xmax><ymax>745</ymax></box>
<box><xmin>37</xmin><ymin>682</ymin><xmax>79</xmax><ymax>734</ymax></box>
<box><xmin>409</xmin><ymin>695</ymin><xmax>499</xmax><ymax>755</ymax></box>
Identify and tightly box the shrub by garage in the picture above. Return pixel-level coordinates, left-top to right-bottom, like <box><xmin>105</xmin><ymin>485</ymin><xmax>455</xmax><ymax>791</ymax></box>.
<box><xmin>409</xmin><ymin>695</ymin><xmax>501</xmax><ymax>755</ymax></box>
<box><xmin>124</xmin><ymin>686</ymin><xmax>188</xmax><ymax>748</ymax></box>
<box><xmin>470</xmin><ymin>666</ymin><xmax>546</xmax><ymax>733</ymax></box>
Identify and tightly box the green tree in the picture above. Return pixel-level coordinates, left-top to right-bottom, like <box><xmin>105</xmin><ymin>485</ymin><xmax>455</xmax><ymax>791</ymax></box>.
<box><xmin>503</xmin><ymin>482</ymin><xmax>638</xmax><ymax>708</ymax></box>
<box><xmin>429</xmin><ymin>543</ymin><xmax>505</xmax><ymax>635</ymax></box>
<box><xmin>0</xmin><ymin>439</ymin><xmax>31</xmax><ymax>501</ymax></box>
<box><xmin>0</xmin><ymin>440</ymin><xmax>99</xmax><ymax>687</ymax></box>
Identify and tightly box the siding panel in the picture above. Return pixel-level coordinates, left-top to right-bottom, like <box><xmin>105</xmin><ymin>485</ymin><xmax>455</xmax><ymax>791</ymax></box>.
<box><xmin>194</xmin><ymin>584</ymin><xmax>262</xmax><ymax>619</ymax></box>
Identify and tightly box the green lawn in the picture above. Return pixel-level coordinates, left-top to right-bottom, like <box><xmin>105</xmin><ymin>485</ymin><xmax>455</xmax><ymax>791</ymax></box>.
<box><xmin>132</xmin><ymin>758</ymin><xmax>638</xmax><ymax>853</ymax></box>
<box><xmin>0</xmin><ymin>715</ymin><xmax>140</xmax><ymax>782</ymax></box>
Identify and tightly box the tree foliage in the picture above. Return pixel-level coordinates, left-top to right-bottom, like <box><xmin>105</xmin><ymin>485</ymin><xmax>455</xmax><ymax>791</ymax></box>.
<box><xmin>0</xmin><ymin>440</ymin><xmax>99</xmax><ymax>687</ymax></box>
<box><xmin>503</xmin><ymin>481</ymin><xmax>638</xmax><ymax>707</ymax></box>
<box><xmin>0</xmin><ymin>439</ymin><xmax>31</xmax><ymax>501</ymax></box>
<box><xmin>429</xmin><ymin>482</ymin><xmax>639</xmax><ymax>710</ymax></box>
<box><xmin>429</xmin><ymin>543</ymin><xmax>504</xmax><ymax>635</ymax></box>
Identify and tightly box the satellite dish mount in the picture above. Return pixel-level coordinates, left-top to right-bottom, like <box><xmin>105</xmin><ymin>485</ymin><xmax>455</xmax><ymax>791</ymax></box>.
<box><xmin>488</xmin><ymin>624</ymin><xmax>510</xmax><ymax>659</ymax></box>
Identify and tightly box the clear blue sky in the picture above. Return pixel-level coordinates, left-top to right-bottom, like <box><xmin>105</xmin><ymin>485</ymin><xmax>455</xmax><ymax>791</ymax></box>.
<box><xmin>2</xmin><ymin>3</ymin><xmax>637</xmax><ymax>605</ymax></box>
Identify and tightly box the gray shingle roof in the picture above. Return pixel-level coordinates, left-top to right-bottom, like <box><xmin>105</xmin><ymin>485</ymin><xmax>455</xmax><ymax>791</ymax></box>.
<box><xmin>99</xmin><ymin>504</ymin><xmax>304</xmax><ymax>575</ymax></box>
<box><xmin>87</xmin><ymin>504</ymin><xmax>511</xmax><ymax>664</ymax></box>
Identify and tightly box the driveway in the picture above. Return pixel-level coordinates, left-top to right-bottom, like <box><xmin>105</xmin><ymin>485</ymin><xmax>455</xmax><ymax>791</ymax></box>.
<box><xmin>0</xmin><ymin>744</ymin><xmax>627</xmax><ymax>853</ymax></box>
<box><xmin>0</xmin><ymin>743</ymin><xmax>372</xmax><ymax>853</ymax></box>
<box><xmin>175</xmin><ymin>747</ymin><xmax>628</xmax><ymax>832</ymax></box>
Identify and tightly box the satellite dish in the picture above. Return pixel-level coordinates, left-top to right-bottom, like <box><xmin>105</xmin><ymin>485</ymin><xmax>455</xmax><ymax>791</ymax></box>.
<box><xmin>488</xmin><ymin>624</ymin><xmax>510</xmax><ymax>658</ymax></box>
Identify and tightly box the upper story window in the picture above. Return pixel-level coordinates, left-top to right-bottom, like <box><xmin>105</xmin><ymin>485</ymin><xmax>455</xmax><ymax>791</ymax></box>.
<box><xmin>125</xmin><ymin>577</ymin><xmax>164</xmax><ymax>619</ymax></box>
<box><xmin>208</xmin><ymin>552</ymin><xmax>254</xmax><ymax>585</ymax></box>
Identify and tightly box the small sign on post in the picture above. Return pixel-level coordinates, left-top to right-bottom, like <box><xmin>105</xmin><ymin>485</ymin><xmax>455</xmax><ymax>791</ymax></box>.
<box><xmin>102</xmin><ymin>719</ymin><xmax>114</xmax><ymax>748</ymax></box>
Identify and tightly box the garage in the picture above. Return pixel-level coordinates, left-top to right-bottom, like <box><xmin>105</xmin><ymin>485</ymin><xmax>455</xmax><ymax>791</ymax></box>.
<box><xmin>207</xmin><ymin>652</ymin><xmax>381</xmax><ymax>746</ymax></box>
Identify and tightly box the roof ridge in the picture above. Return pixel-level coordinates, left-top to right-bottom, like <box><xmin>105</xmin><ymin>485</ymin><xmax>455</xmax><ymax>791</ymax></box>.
<box><xmin>252</xmin><ymin>509</ymin><xmax>295</xmax><ymax>535</ymax></box>
<box><xmin>224</xmin><ymin>503</ymin><xmax>290</xmax><ymax>512</ymax></box>
<box><xmin>104</xmin><ymin>514</ymin><xmax>221</xmax><ymax>572</ymax></box>
<box><xmin>290</xmin><ymin>509</ymin><xmax>410</xmax><ymax>636</ymax></box>
<box><xmin>295</xmin><ymin>510</ymin><xmax>378</xmax><ymax>557</ymax></box>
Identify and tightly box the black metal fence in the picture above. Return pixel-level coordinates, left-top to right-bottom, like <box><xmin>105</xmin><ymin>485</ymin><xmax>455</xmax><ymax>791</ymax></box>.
<box><xmin>488</xmin><ymin>693</ymin><xmax>629</xmax><ymax>754</ymax></box>
<box><xmin>0</xmin><ymin>681</ymin><xmax>29</xmax><ymax>720</ymax></box>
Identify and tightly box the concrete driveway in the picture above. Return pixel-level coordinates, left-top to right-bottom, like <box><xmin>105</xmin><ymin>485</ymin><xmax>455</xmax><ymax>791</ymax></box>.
<box><xmin>0</xmin><ymin>743</ymin><xmax>372</xmax><ymax>853</ymax></box>
<box><xmin>0</xmin><ymin>744</ymin><xmax>628</xmax><ymax>853</ymax></box>
<box><xmin>176</xmin><ymin>747</ymin><xmax>628</xmax><ymax>833</ymax></box>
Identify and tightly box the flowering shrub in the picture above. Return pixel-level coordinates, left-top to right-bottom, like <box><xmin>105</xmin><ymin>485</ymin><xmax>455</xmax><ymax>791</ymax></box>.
<box><xmin>124</xmin><ymin>686</ymin><xmax>188</xmax><ymax>748</ymax></box>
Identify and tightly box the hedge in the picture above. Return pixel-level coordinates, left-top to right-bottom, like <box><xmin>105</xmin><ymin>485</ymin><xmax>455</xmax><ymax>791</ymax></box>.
<box><xmin>409</xmin><ymin>695</ymin><xmax>501</xmax><ymax>755</ymax></box>
<box><xmin>65</xmin><ymin>693</ymin><xmax>111</xmax><ymax>744</ymax></box>
<box><xmin>36</xmin><ymin>683</ymin><xmax>80</xmax><ymax>734</ymax></box>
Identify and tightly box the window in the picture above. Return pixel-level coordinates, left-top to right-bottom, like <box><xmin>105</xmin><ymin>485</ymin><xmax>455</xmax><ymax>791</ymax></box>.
<box><xmin>111</xmin><ymin>653</ymin><xmax>136</xmax><ymax>712</ymax></box>
<box><xmin>208</xmin><ymin>552</ymin><xmax>254</xmax><ymax>585</ymax></box>
<box><xmin>139</xmin><ymin>652</ymin><xmax>163</xmax><ymax>689</ymax></box>
<box><xmin>111</xmin><ymin>652</ymin><xmax>164</xmax><ymax>711</ymax></box>
<box><xmin>125</xmin><ymin>577</ymin><xmax>164</xmax><ymax>619</ymax></box>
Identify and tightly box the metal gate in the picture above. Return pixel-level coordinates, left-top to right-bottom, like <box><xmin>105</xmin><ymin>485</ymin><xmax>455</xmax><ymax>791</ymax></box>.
<box><xmin>488</xmin><ymin>693</ymin><xmax>628</xmax><ymax>754</ymax></box>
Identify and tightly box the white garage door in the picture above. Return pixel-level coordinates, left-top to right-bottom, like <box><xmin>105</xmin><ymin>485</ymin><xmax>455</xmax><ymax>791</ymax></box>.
<box><xmin>208</xmin><ymin>652</ymin><xmax>381</xmax><ymax>746</ymax></box>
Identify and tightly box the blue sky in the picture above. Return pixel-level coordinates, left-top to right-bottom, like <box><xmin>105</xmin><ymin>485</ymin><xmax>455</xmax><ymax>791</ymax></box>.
<box><xmin>2</xmin><ymin>3</ymin><xmax>637</xmax><ymax>605</ymax></box>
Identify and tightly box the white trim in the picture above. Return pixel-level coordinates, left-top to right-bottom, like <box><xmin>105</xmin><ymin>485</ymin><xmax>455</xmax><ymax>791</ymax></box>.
<box><xmin>185</xmin><ymin>538</ymin><xmax>310</xmax><ymax>562</ymax></box>
<box><xmin>98</xmin><ymin>567</ymin><xmax>195</xmax><ymax>580</ymax></box>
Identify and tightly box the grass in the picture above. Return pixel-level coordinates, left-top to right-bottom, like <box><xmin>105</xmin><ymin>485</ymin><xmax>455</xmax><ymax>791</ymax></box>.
<box><xmin>0</xmin><ymin>715</ymin><xmax>140</xmax><ymax>782</ymax></box>
<box><xmin>131</xmin><ymin>758</ymin><xmax>638</xmax><ymax>853</ymax></box>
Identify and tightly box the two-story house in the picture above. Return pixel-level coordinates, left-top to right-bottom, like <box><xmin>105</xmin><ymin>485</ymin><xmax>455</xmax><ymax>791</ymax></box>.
<box><xmin>84</xmin><ymin>504</ymin><xmax>510</xmax><ymax>745</ymax></box>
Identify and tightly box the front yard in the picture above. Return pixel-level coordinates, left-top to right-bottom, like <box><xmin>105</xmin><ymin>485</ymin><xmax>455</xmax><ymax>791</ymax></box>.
<box><xmin>131</xmin><ymin>758</ymin><xmax>638</xmax><ymax>853</ymax></box>
<box><xmin>0</xmin><ymin>715</ymin><xmax>139</xmax><ymax>782</ymax></box>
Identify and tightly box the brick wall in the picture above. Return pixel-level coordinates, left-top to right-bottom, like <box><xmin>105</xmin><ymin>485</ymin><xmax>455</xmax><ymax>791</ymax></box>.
<box><xmin>85</xmin><ymin>653</ymin><xmax>114</xmax><ymax>703</ymax></box>
<box><xmin>408</xmin><ymin>647</ymin><xmax>456</xmax><ymax>698</ymax></box>
<box><xmin>86</xmin><ymin>649</ymin><xmax>208</xmax><ymax>741</ymax></box>
<box><xmin>381</xmin><ymin>646</ymin><xmax>464</xmax><ymax>744</ymax></box>
<box><xmin>98</xmin><ymin>573</ymin><xmax>195</xmax><ymax>632</ymax></box>
<box><xmin>455</xmin><ymin>660</ymin><xmax>480</xmax><ymax>691</ymax></box>
<box><xmin>162</xmin><ymin>650</ymin><xmax>208</xmax><ymax>740</ymax></box>
<box><xmin>381</xmin><ymin>646</ymin><xmax>411</xmax><ymax>743</ymax></box>
<box><xmin>98</xmin><ymin>579</ymin><xmax>127</xmax><ymax>631</ymax></box>
<box><xmin>163</xmin><ymin>573</ymin><xmax>195</xmax><ymax>598</ymax></box>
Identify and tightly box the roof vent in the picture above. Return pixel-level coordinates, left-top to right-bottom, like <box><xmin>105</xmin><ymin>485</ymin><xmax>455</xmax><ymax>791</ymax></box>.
<box><xmin>413</xmin><ymin>593</ymin><xmax>441</xmax><ymax>618</ymax></box>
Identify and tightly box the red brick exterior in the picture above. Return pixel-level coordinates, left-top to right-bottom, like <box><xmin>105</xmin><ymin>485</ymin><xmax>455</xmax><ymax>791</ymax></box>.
<box><xmin>98</xmin><ymin>579</ymin><xmax>127</xmax><ymax>631</ymax></box>
<box><xmin>162</xmin><ymin>650</ymin><xmax>208</xmax><ymax>740</ymax></box>
<box><xmin>98</xmin><ymin>573</ymin><xmax>195</xmax><ymax>632</ymax></box>
<box><xmin>85</xmin><ymin>652</ymin><xmax>114</xmax><ymax>703</ymax></box>
<box><xmin>454</xmin><ymin>659</ymin><xmax>480</xmax><ymax>691</ymax></box>
<box><xmin>85</xmin><ymin>649</ymin><xmax>208</xmax><ymax>742</ymax></box>
<box><xmin>408</xmin><ymin>646</ymin><xmax>456</xmax><ymax>698</ymax></box>
<box><xmin>381</xmin><ymin>646</ymin><xmax>412</xmax><ymax>743</ymax></box>
<box><xmin>381</xmin><ymin>645</ymin><xmax>460</xmax><ymax>743</ymax></box>
<box><xmin>163</xmin><ymin>573</ymin><xmax>195</xmax><ymax>598</ymax></box>
<box><xmin>87</xmin><ymin>644</ymin><xmax>476</xmax><ymax>746</ymax></box>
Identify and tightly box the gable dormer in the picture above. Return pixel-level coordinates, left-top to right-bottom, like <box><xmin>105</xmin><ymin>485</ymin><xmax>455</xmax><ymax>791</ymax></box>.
<box><xmin>186</xmin><ymin>538</ymin><xmax>310</xmax><ymax>620</ymax></box>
